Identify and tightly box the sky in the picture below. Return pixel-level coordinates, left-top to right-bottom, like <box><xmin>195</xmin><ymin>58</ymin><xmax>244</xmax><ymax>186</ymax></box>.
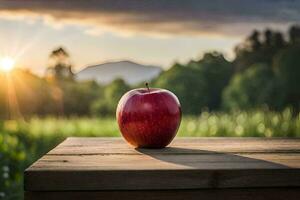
<box><xmin>0</xmin><ymin>0</ymin><xmax>299</xmax><ymax>74</ymax></box>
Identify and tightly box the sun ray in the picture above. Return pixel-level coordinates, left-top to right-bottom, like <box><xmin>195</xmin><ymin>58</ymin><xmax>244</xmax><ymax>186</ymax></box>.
<box><xmin>4</xmin><ymin>73</ymin><xmax>23</xmax><ymax>120</ymax></box>
<box><xmin>0</xmin><ymin>57</ymin><xmax>15</xmax><ymax>72</ymax></box>
<box><xmin>0</xmin><ymin>21</ymin><xmax>49</xmax><ymax>67</ymax></box>
<box><xmin>14</xmin><ymin>30</ymin><xmax>47</xmax><ymax>62</ymax></box>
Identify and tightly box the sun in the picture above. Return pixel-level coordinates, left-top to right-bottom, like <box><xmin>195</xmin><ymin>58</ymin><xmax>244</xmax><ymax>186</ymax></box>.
<box><xmin>0</xmin><ymin>57</ymin><xmax>15</xmax><ymax>72</ymax></box>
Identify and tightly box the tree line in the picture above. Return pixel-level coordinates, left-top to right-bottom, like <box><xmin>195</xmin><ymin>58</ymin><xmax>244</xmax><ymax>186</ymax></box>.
<box><xmin>153</xmin><ymin>25</ymin><xmax>300</xmax><ymax>114</ymax></box>
<box><xmin>0</xmin><ymin>25</ymin><xmax>299</xmax><ymax>119</ymax></box>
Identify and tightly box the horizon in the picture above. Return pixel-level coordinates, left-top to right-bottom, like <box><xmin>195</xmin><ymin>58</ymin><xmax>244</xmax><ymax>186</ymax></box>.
<box><xmin>0</xmin><ymin>0</ymin><xmax>299</xmax><ymax>75</ymax></box>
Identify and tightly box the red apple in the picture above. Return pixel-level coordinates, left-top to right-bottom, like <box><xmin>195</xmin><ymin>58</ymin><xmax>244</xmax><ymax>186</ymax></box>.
<box><xmin>116</xmin><ymin>84</ymin><xmax>181</xmax><ymax>148</ymax></box>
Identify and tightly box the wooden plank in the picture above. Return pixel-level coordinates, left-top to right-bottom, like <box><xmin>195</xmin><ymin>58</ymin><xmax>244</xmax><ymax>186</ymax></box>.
<box><xmin>25</xmin><ymin>138</ymin><xmax>300</xmax><ymax>191</ymax></box>
<box><xmin>25</xmin><ymin>188</ymin><xmax>300</xmax><ymax>200</ymax></box>
<box><xmin>25</xmin><ymin>169</ymin><xmax>300</xmax><ymax>191</ymax></box>
<box><xmin>48</xmin><ymin>137</ymin><xmax>300</xmax><ymax>155</ymax></box>
<box><xmin>29</xmin><ymin>153</ymin><xmax>300</xmax><ymax>170</ymax></box>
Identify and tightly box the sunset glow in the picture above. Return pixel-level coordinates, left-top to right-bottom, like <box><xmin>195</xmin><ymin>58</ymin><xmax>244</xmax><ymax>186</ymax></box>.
<box><xmin>0</xmin><ymin>0</ymin><xmax>298</xmax><ymax>73</ymax></box>
<box><xmin>0</xmin><ymin>57</ymin><xmax>15</xmax><ymax>72</ymax></box>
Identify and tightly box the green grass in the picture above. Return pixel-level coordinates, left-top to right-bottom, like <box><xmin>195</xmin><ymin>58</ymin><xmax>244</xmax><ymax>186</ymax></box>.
<box><xmin>1</xmin><ymin>109</ymin><xmax>300</xmax><ymax>200</ymax></box>
<box><xmin>179</xmin><ymin>109</ymin><xmax>300</xmax><ymax>137</ymax></box>
<box><xmin>4</xmin><ymin>109</ymin><xmax>300</xmax><ymax>138</ymax></box>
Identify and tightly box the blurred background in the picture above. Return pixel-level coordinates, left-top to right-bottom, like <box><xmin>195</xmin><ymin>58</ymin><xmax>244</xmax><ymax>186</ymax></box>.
<box><xmin>0</xmin><ymin>0</ymin><xmax>300</xmax><ymax>199</ymax></box>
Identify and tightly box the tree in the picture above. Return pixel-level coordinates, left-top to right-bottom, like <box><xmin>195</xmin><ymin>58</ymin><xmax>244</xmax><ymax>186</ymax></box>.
<box><xmin>91</xmin><ymin>78</ymin><xmax>130</xmax><ymax>116</ymax></box>
<box><xmin>264</xmin><ymin>29</ymin><xmax>272</xmax><ymax>47</ymax></box>
<box><xmin>0</xmin><ymin>69</ymin><xmax>55</xmax><ymax>118</ymax></box>
<box><xmin>289</xmin><ymin>25</ymin><xmax>300</xmax><ymax>44</ymax></box>
<box><xmin>273</xmin><ymin>44</ymin><xmax>300</xmax><ymax>111</ymax></box>
<box><xmin>59</xmin><ymin>80</ymin><xmax>102</xmax><ymax>116</ymax></box>
<box><xmin>153</xmin><ymin>63</ymin><xmax>207</xmax><ymax>115</ymax></box>
<box><xmin>153</xmin><ymin>53</ymin><xmax>233</xmax><ymax>114</ymax></box>
<box><xmin>13</xmin><ymin>70</ymin><xmax>54</xmax><ymax>116</ymax></box>
<box><xmin>234</xmin><ymin>30</ymin><xmax>266</xmax><ymax>71</ymax></box>
<box><xmin>46</xmin><ymin>47</ymin><xmax>74</xmax><ymax>80</ymax></box>
<box><xmin>248</xmin><ymin>30</ymin><xmax>261</xmax><ymax>51</ymax></box>
<box><xmin>273</xmin><ymin>32</ymin><xmax>285</xmax><ymax>49</ymax></box>
<box><xmin>261</xmin><ymin>30</ymin><xmax>286</xmax><ymax>64</ymax></box>
<box><xmin>222</xmin><ymin>64</ymin><xmax>284</xmax><ymax>110</ymax></box>
<box><xmin>188</xmin><ymin>52</ymin><xmax>233</xmax><ymax>110</ymax></box>
<box><xmin>233</xmin><ymin>29</ymin><xmax>287</xmax><ymax>72</ymax></box>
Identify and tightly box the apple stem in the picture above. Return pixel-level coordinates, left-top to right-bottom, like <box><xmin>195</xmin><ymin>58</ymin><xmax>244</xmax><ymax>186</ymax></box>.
<box><xmin>145</xmin><ymin>82</ymin><xmax>150</xmax><ymax>93</ymax></box>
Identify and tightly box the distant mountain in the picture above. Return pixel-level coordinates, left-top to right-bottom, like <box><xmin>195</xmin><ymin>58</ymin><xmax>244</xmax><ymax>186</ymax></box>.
<box><xmin>76</xmin><ymin>60</ymin><xmax>162</xmax><ymax>85</ymax></box>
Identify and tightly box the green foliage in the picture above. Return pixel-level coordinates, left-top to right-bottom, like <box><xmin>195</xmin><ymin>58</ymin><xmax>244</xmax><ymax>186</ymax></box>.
<box><xmin>58</xmin><ymin>80</ymin><xmax>102</xmax><ymax>116</ymax></box>
<box><xmin>225</xmin><ymin>25</ymin><xmax>300</xmax><ymax>112</ymax></box>
<box><xmin>189</xmin><ymin>52</ymin><xmax>233</xmax><ymax>110</ymax></box>
<box><xmin>91</xmin><ymin>78</ymin><xmax>130</xmax><ymax>116</ymax></box>
<box><xmin>104</xmin><ymin>78</ymin><xmax>131</xmax><ymax>108</ymax></box>
<box><xmin>222</xmin><ymin>64</ymin><xmax>284</xmax><ymax>110</ymax></box>
<box><xmin>0</xmin><ymin>130</ymin><xmax>26</xmax><ymax>199</ymax></box>
<box><xmin>0</xmin><ymin>70</ymin><xmax>105</xmax><ymax>118</ymax></box>
<box><xmin>0</xmin><ymin>70</ymin><xmax>53</xmax><ymax>118</ymax></box>
<box><xmin>273</xmin><ymin>44</ymin><xmax>300</xmax><ymax>111</ymax></box>
<box><xmin>234</xmin><ymin>29</ymin><xmax>286</xmax><ymax>71</ymax></box>
<box><xmin>154</xmin><ymin>52</ymin><xmax>233</xmax><ymax>114</ymax></box>
<box><xmin>154</xmin><ymin>63</ymin><xmax>206</xmax><ymax>114</ymax></box>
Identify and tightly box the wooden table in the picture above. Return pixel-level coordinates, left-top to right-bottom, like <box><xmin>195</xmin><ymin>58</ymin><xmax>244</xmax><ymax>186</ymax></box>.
<box><xmin>25</xmin><ymin>137</ymin><xmax>300</xmax><ymax>200</ymax></box>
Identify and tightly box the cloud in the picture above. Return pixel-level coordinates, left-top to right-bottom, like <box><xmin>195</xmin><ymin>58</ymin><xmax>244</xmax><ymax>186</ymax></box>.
<box><xmin>0</xmin><ymin>0</ymin><xmax>299</xmax><ymax>37</ymax></box>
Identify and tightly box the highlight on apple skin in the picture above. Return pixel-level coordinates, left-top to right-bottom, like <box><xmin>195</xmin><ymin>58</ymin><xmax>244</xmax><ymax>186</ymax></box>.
<box><xmin>116</xmin><ymin>85</ymin><xmax>181</xmax><ymax>148</ymax></box>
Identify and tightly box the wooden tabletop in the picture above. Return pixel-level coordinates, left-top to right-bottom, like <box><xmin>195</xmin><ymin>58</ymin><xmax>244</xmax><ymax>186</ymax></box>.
<box><xmin>25</xmin><ymin>137</ymin><xmax>300</xmax><ymax>191</ymax></box>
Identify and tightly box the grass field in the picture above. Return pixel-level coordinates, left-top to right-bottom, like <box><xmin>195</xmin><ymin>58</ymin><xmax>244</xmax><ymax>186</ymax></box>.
<box><xmin>1</xmin><ymin>109</ymin><xmax>300</xmax><ymax>200</ymax></box>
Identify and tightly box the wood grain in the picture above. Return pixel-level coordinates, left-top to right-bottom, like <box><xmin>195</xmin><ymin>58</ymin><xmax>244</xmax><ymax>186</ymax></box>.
<box><xmin>25</xmin><ymin>137</ymin><xmax>300</xmax><ymax>191</ymax></box>
<box><xmin>48</xmin><ymin>137</ymin><xmax>300</xmax><ymax>155</ymax></box>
